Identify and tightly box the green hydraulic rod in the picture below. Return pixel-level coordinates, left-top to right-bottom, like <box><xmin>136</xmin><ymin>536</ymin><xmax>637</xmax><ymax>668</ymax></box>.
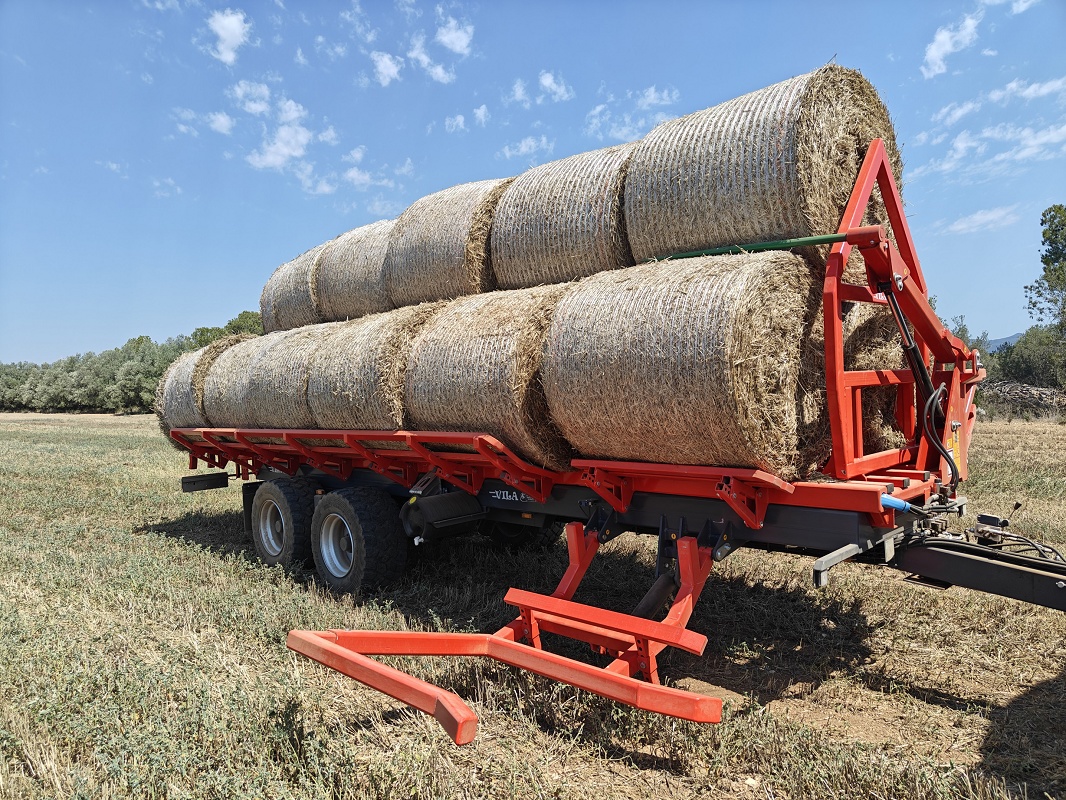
<box><xmin>650</xmin><ymin>233</ymin><xmax>848</xmax><ymax>262</ymax></box>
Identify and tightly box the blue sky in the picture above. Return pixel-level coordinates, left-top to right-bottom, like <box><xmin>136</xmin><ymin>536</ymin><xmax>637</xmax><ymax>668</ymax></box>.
<box><xmin>1</xmin><ymin>0</ymin><xmax>1064</xmax><ymax>364</ymax></box>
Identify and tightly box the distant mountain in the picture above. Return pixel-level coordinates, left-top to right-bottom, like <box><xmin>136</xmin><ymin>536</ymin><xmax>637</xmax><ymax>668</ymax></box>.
<box><xmin>986</xmin><ymin>333</ymin><xmax>1023</xmax><ymax>352</ymax></box>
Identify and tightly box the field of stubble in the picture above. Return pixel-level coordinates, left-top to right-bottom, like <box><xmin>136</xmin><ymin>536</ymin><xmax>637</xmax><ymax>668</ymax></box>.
<box><xmin>0</xmin><ymin>413</ymin><xmax>1063</xmax><ymax>799</ymax></box>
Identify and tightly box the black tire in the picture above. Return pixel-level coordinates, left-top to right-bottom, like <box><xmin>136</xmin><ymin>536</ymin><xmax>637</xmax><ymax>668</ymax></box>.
<box><xmin>311</xmin><ymin>487</ymin><xmax>408</xmax><ymax>594</ymax></box>
<box><xmin>249</xmin><ymin>476</ymin><xmax>315</xmax><ymax>568</ymax></box>
<box><xmin>485</xmin><ymin>519</ymin><xmax>564</xmax><ymax>550</ymax></box>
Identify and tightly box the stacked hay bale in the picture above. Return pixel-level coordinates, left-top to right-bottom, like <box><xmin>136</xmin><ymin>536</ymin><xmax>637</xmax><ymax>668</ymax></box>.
<box><xmin>262</xmin><ymin>221</ymin><xmax>395</xmax><ymax>334</ymax></box>
<box><xmin>624</xmin><ymin>64</ymin><xmax>901</xmax><ymax>273</ymax></box>
<box><xmin>542</xmin><ymin>253</ymin><xmax>825</xmax><ymax>480</ymax></box>
<box><xmin>161</xmin><ymin>64</ymin><xmax>912</xmax><ymax>481</ymax></box>
<box><xmin>262</xmin><ymin>243</ymin><xmax>328</xmax><ymax>333</ymax></box>
<box><xmin>308</xmin><ymin>303</ymin><xmax>444</xmax><ymax>431</ymax></box>
<box><xmin>154</xmin><ymin>334</ymin><xmax>257</xmax><ymax>441</ymax></box>
<box><xmin>382</xmin><ymin>178</ymin><xmax>513</xmax><ymax>307</ymax></box>
<box><xmin>314</xmin><ymin>219</ymin><xmax>395</xmax><ymax>323</ymax></box>
<box><xmin>490</xmin><ymin>143</ymin><xmax>636</xmax><ymax>287</ymax></box>
<box><xmin>404</xmin><ymin>286</ymin><xmax>572</xmax><ymax>471</ymax></box>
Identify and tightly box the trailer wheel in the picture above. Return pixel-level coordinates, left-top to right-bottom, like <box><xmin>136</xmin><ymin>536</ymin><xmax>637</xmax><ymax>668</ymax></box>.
<box><xmin>311</xmin><ymin>488</ymin><xmax>407</xmax><ymax>594</ymax></box>
<box><xmin>250</xmin><ymin>477</ymin><xmax>315</xmax><ymax>568</ymax></box>
<box><xmin>485</xmin><ymin>520</ymin><xmax>563</xmax><ymax>550</ymax></box>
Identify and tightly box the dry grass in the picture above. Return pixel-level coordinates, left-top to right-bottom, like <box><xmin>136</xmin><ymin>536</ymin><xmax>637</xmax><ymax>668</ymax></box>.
<box><xmin>0</xmin><ymin>413</ymin><xmax>1063</xmax><ymax>799</ymax></box>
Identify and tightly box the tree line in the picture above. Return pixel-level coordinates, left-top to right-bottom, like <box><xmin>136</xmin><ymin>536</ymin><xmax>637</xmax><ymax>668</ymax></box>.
<box><xmin>952</xmin><ymin>204</ymin><xmax>1066</xmax><ymax>390</ymax></box>
<box><xmin>1</xmin><ymin>205</ymin><xmax>1061</xmax><ymax>416</ymax></box>
<box><xmin>0</xmin><ymin>312</ymin><xmax>262</xmax><ymax>414</ymax></box>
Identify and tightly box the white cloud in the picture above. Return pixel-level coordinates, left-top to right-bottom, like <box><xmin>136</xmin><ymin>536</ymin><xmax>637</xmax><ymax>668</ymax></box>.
<box><xmin>473</xmin><ymin>104</ymin><xmax>489</xmax><ymax>126</ymax></box>
<box><xmin>394</xmin><ymin>157</ymin><xmax>414</xmax><ymax>176</ymax></box>
<box><xmin>583</xmin><ymin>103</ymin><xmax>669</xmax><ymax>142</ymax></box>
<box><xmin>981</xmin><ymin>48</ymin><xmax>998</xmax><ymax>56</ymax></box>
<box><xmin>247</xmin><ymin>123</ymin><xmax>313</xmax><ymax>169</ymax></box>
<box><xmin>498</xmin><ymin>134</ymin><xmax>553</xmax><ymax>160</ymax></box>
<box><xmin>318</xmin><ymin>125</ymin><xmax>338</xmax><ymax>145</ymax></box>
<box><xmin>634</xmin><ymin>85</ymin><xmax>679</xmax><ymax>110</ymax></box>
<box><xmin>507</xmin><ymin>78</ymin><xmax>530</xmax><ymax>108</ymax></box>
<box><xmin>395</xmin><ymin>0</ymin><xmax>420</xmax><ymax>21</ymax></box>
<box><xmin>205</xmin><ymin>8</ymin><xmax>252</xmax><ymax>66</ymax></box>
<box><xmin>153</xmin><ymin>177</ymin><xmax>182</xmax><ymax>198</ymax></box>
<box><xmin>913</xmin><ymin>131</ymin><xmax>929</xmax><ymax>145</ymax></box>
<box><xmin>912</xmin><ymin>129</ymin><xmax>986</xmax><ymax>176</ymax></box>
<box><xmin>932</xmin><ymin>100</ymin><xmax>981</xmax><ymax>126</ymax></box>
<box><xmin>445</xmin><ymin>114</ymin><xmax>465</xmax><ymax>133</ymax></box>
<box><xmin>1010</xmin><ymin>0</ymin><xmax>1039</xmax><ymax>12</ymax></box>
<box><xmin>367</xmin><ymin>195</ymin><xmax>404</xmax><ymax>216</ymax></box>
<box><xmin>341</xmin><ymin>1</ymin><xmax>377</xmax><ymax>43</ymax></box>
<box><xmin>314</xmin><ymin>35</ymin><xmax>347</xmax><ymax>61</ymax></box>
<box><xmin>921</xmin><ymin>12</ymin><xmax>981</xmax><ymax>78</ymax></box>
<box><xmin>276</xmin><ymin>97</ymin><xmax>307</xmax><ymax>124</ymax></box>
<box><xmin>207</xmin><ymin>111</ymin><xmax>235</xmax><ymax>134</ymax></box>
<box><xmin>538</xmin><ymin>71</ymin><xmax>574</xmax><ymax>103</ymax></box>
<box><xmin>344</xmin><ymin>145</ymin><xmax>366</xmax><ymax>164</ymax></box>
<box><xmin>141</xmin><ymin>72</ymin><xmax>154</xmax><ymax>84</ymax></box>
<box><xmin>97</xmin><ymin>160</ymin><xmax>127</xmax><ymax>176</ymax></box>
<box><xmin>292</xmin><ymin>161</ymin><xmax>336</xmax><ymax>195</ymax></box>
<box><xmin>435</xmin><ymin>15</ymin><xmax>473</xmax><ymax>56</ymax></box>
<box><xmin>407</xmin><ymin>33</ymin><xmax>454</xmax><ymax>83</ymax></box>
<box><xmin>369</xmin><ymin>51</ymin><xmax>403</xmax><ymax>86</ymax></box>
<box><xmin>228</xmin><ymin>80</ymin><xmax>271</xmax><ymax>114</ymax></box>
<box><xmin>981</xmin><ymin>121</ymin><xmax>1066</xmax><ymax>163</ymax></box>
<box><xmin>988</xmin><ymin>76</ymin><xmax>1066</xmax><ymax>102</ymax></box>
<box><xmin>943</xmin><ymin>205</ymin><xmax>1020</xmax><ymax>234</ymax></box>
<box><xmin>294</xmin><ymin>46</ymin><xmax>307</xmax><ymax>66</ymax></box>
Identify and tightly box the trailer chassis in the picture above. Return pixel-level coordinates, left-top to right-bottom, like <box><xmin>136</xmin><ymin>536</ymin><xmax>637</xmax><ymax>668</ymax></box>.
<box><xmin>170</xmin><ymin>140</ymin><xmax>1066</xmax><ymax>744</ymax></box>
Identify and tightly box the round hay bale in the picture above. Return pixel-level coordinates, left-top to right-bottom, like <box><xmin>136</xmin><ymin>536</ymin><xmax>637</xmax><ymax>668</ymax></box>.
<box><xmin>155</xmin><ymin>334</ymin><xmax>258</xmax><ymax>443</ymax></box>
<box><xmin>383</xmin><ymin>178</ymin><xmax>514</xmax><ymax>307</ymax></box>
<box><xmin>308</xmin><ymin>302</ymin><xmax>445</xmax><ymax>431</ymax></box>
<box><xmin>246</xmin><ymin>325</ymin><xmax>338</xmax><ymax>429</ymax></box>
<box><xmin>490</xmin><ymin>142</ymin><xmax>637</xmax><ymax>288</ymax></box>
<box><xmin>202</xmin><ymin>335</ymin><xmax>274</xmax><ymax>428</ymax></box>
<box><xmin>315</xmin><ymin>219</ymin><xmax>396</xmax><ymax>322</ymax></box>
<box><xmin>263</xmin><ymin>242</ymin><xmax>329</xmax><ymax>332</ymax></box>
<box><xmin>155</xmin><ymin>349</ymin><xmax>202</xmax><ymax>442</ymax></box>
<box><xmin>624</xmin><ymin>65</ymin><xmax>902</xmax><ymax>269</ymax></box>
<box><xmin>404</xmin><ymin>285</ymin><xmax>572</xmax><ymax>470</ymax></box>
<box><xmin>542</xmin><ymin>252</ymin><xmax>823</xmax><ymax>480</ymax></box>
<box><xmin>259</xmin><ymin>281</ymin><xmax>277</xmax><ymax>333</ymax></box>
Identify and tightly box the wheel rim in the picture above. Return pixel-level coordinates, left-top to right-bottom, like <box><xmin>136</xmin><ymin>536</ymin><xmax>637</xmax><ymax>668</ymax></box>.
<box><xmin>319</xmin><ymin>513</ymin><xmax>355</xmax><ymax>578</ymax></box>
<box><xmin>256</xmin><ymin>499</ymin><xmax>284</xmax><ymax>558</ymax></box>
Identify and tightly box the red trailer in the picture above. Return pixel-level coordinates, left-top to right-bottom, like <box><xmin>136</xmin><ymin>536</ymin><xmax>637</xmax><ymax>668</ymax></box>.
<box><xmin>171</xmin><ymin>140</ymin><xmax>1066</xmax><ymax>745</ymax></box>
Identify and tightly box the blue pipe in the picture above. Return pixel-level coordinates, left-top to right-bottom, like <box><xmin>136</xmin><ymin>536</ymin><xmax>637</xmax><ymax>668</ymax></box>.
<box><xmin>880</xmin><ymin>494</ymin><xmax>913</xmax><ymax>513</ymax></box>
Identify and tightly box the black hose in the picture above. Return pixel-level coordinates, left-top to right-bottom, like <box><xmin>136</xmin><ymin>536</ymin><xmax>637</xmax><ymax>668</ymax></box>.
<box><xmin>922</xmin><ymin>384</ymin><xmax>960</xmax><ymax>492</ymax></box>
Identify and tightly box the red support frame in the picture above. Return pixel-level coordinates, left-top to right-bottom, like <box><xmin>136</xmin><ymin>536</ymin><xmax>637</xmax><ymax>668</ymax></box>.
<box><xmin>287</xmin><ymin>522</ymin><xmax>722</xmax><ymax>744</ymax></box>
<box><xmin>821</xmin><ymin>139</ymin><xmax>984</xmax><ymax>481</ymax></box>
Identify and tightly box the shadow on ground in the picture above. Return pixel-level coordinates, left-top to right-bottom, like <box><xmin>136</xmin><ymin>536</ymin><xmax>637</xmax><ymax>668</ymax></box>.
<box><xmin>980</xmin><ymin>667</ymin><xmax>1066</xmax><ymax>796</ymax></box>
<box><xmin>136</xmin><ymin>509</ymin><xmax>255</xmax><ymax>560</ymax></box>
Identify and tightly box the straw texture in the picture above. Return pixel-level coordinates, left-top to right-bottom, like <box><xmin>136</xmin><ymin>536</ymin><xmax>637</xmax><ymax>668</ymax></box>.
<box><xmin>155</xmin><ymin>335</ymin><xmax>257</xmax><ymax>441</ymax></box>
<box><xmin>404</xmin><ymin>285</ymin><xmax>572</xmax><ymax>470</ymax></box>
<box><xmin>490</xmin><ymin>143</ymin><xmax>637</xmax><ymax>288</ymax></box>
<box><xmin>202</xmin><ymin>328</ymin><xmax>335</xmax><ymax>430</ymax></box>
<box><xmin>315</xmin><ymin>219</ymin><xmax>396</xmax><ymax>322</ymax></box>
<box><xmin>625</xmin><ymin>65</ymin><xmax>901</xmax><ymax>269</ymax></box>
<box><xmin>262</xmin><ymin>242</ymin><xmax>329</xmax><ymax>333</ymax></box>
<box><xmin>383</xmin><ymin>178</ymin><xmax>513</xmax><ymax>307</ymax></box>
<box><xmin>308</xmin><ymin>303</ymin><xmax>445</xmax><ymax>430</ymax></box>
<box><xmin>542</xmin><ymin>252</ymin><xmax>823</xmax><ymax>480</ymax></box>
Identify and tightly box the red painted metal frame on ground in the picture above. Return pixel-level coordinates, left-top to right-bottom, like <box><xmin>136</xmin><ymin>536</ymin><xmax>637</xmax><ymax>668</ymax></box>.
<box><xmin>171</xmin><ymin>139</ymin><xmax>985</xmax><ymax>744</ymax></box>
<box><xmin>287</xmin><ymin>522</ymin><xmax>722</xmax><ymax>745</ymax></box>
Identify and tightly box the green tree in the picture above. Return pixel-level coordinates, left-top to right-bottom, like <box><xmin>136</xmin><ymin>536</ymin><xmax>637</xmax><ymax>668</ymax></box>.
<box><xmin>1024</xmin><ymin>204</ymin><xmax>1066</xmax><ymax>331</ymax></box>
<box><xmin>996</xmin><ymin>326</ymin><xmax>1066</xmax><ymax>388</ymax></box>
